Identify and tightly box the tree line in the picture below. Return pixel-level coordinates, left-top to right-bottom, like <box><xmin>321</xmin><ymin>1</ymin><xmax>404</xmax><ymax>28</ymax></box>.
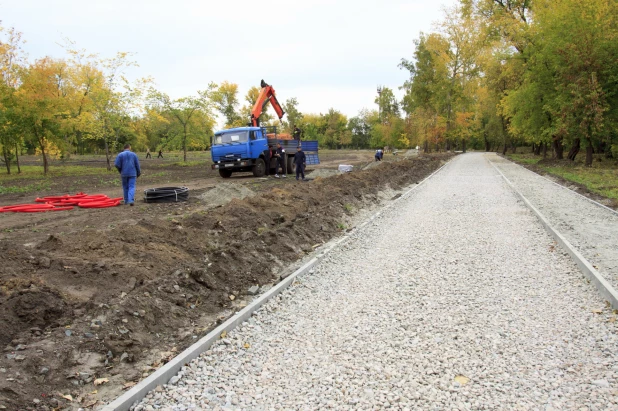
<box><xmin>0</xmin><ymin>25</ymin><xmax>407</xmax><ymax>175</ymax></box>
<box><xmin>5</xmin><ymin>0</ymin><xmax>611</xmax><ymax>175</ymax></box>
<box><xmin>399</xmin><ymin>0</ymin><xmax>618</xmax><ymax>165</ymax></box>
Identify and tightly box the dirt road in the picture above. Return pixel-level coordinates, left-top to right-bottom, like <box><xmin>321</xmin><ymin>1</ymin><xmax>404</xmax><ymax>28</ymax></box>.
<box><xmin>134</xmin><ymin>153</ymin><xmax>618</xmax><ymax>410</ymax></box>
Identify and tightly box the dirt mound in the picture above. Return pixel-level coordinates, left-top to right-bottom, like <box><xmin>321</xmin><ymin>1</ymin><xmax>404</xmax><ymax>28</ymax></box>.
<box><xmin>403</xmin><ymin>149</ymin><xmax>419</xmax><ymax>158</ymax></box>
<box><xmin>306</xmin><ymin>169</ymin><xmax>340</xmax><ymax>179</ymax></box>
<box><xmin>363</xmin><ymin>160</ymin><xmax>384</xmax><ymax>170</ymax></box>
<box><xmin>198</xmin><ymin>183</ymin><xmax>255</xmax><ymax>209</ymax></box>
<box><xmin>0</xmin><ymin>284</ymin><xmax>66</xmax><ymax>346</ymax></box>
<box><xmin>0</xmin><ymin>155</ymin><xmax>451</xmax><ymax>410</ymax></box>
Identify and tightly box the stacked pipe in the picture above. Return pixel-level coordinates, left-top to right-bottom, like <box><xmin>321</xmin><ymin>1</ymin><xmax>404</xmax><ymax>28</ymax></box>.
<box><xmin>0</xmin><ymin>193</ymin><xmax>122</xmax><ymax>213</ymax></box>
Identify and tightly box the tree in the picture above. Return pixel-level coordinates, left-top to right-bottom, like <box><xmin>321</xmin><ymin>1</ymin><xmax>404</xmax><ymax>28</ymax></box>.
<box><xmin>13</xmin><ymin>58</ymin><xmax>67</xmax><ymax>174</ymax></box>
<box><xmin>148</xmin><ymin>86</ymin><xmax>215</xmax><ymax>161</ymax></box>
<box><xmin>212</xmin><ymin>81</ymin><xmax>243</xmax><ymax>128</ymax></box>
<box><xmin>348</xmin><ymin>109</ymin><xmax>375</xmax><ymax>149</ymax></box>
<box><xmin>282</xmin><ymin>98</ymin><xmax>303</xmax><ymax>133</ymax></box>
<box><xmin>375</xmin><ymin>87</ymin><xmax>400</xmax><ymax>123</ymax></box>
<box><xmin>0</xmin><ymin>25</ymin><xmax>26</xmax><ymax>174</ymax></box>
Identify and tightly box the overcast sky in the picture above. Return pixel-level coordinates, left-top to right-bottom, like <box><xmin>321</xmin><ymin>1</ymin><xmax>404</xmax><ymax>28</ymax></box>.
<box><xmin>1</xmin><ymin>0</ymin><xmax>456</xmax><ymax>127</ymax></box>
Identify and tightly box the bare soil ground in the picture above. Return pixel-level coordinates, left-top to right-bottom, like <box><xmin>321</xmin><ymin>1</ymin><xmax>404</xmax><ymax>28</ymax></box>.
<box><xmin>0</xmin><ymin>150</ymin><xmax>446</xmax><ymax>410</ymax></box>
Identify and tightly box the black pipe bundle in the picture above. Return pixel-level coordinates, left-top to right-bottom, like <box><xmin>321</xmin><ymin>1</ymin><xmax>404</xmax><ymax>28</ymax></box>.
<box><xmin>143</xmin><ymin>187</ymin><xmax>189</xmax><ymax>203</ymax></box>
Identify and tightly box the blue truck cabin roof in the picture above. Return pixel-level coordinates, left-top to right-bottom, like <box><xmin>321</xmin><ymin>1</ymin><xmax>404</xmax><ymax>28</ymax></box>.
<box><xmin>214</xmin><ymin>127</ymin><xmax>259</xmax><ymax>135</ymax></box>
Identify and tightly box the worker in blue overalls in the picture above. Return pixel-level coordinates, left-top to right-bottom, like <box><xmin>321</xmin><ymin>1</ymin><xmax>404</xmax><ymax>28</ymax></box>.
<box><xmin>114</xmin><ymin>143</ymin><xmax>141</xmax><ymax>206</ymax></box>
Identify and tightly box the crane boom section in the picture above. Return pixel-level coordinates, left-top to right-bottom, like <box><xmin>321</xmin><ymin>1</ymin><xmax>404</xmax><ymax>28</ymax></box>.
<box><xmin>250</xmin><ymin>80</ymin><xmax>285</xmax><ymax>127</ymax></box>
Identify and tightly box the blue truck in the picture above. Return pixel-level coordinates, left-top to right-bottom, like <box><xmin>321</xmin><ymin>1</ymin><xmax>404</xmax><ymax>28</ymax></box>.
<box><xmin>210</xmin><ymin>80</ymin><xmax>319</xmax><ymax>178</ymax></box>
<box><xmin>210</xmin><ymin>126</ymin><xmax>320</xmax><ymax>178</ymax></box>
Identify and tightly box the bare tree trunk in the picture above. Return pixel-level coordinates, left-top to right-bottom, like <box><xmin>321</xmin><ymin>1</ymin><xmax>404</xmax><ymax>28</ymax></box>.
<box><xmin>462</xmin><ymin>139</ymin><xmax>467</xmax><ymax>153</ymax></box>
<box><xmin>553</xmin><ymin>137</ymin><xmax>564</xmax><ymax>160</ymax></box>
<box><xmin>531</xmin><ymin>143</ymin><xmax>536</xmax><ymax>153</ymax></box>
<box><xmin>15</xmin><ymin>143</ymin><xmax>20</xmax><ymax>174</ymax></box>
<box><xmin>104</xmin><ymin>139</ymin><xmax>112</xmax><ymax>171</ymax></box>
<box><xmin>501</xmin><ymin>116</ymin><xmax>508</xmax><ymax>155</ymax></box>
<box><xmin>542</xmin><ymin>142</ymin><xmax>548</xmax><ymax>159</ymax></box>
<box><xmin>423</xmin><ymin>140</ymin><xmax>429</xmax><ymax>153</ymax></box>
<box><xmin>183</xmin><ymin>124</ymin><xmax>188</xmax><ymax>162</ymax></box>
<box><xmin>2</xmin><ymin>146</ymin><xmax>10</xmax><ymax>175</ymax></box>
<box><xmin>39</xmin><ymin>141</ymin><xmax>48</xmax><ymax>175</ymax></box>
<box><xmin>534</xmin><ymin>143</ymin><xmax>542</xmax><ymax>155</ymax></box>
<box><xmin>567</xmin><ymin>138</ymin><xmax>580</xmax><ymax>161</ymax></box>
<box><xmin>585</xmin><ymin>139</ymin><xmax>593</xmax><ymax>167</ymax></box>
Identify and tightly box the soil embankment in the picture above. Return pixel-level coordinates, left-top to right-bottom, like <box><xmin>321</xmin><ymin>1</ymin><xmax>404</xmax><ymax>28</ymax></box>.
<box><xmin>0</xmin><ymin>155</ymin><xmax>449</xmax><ymax>410</ymax></box>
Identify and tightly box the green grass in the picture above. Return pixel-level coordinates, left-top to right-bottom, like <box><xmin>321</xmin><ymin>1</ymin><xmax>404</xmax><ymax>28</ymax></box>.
<box><xmin>0</xmin><ymin>181</ymin><xmax>52</xmax><ymax>194</ymax></box>
<box><xmin>506</xmin><ymin>153</ymin><xmax>542</xmax><ymax>165</ymax></box>
<box><xmin>506</xmin><ymin>151</ymin><xmax>618</xmax><ymax>200</ymax></box>
<box><xmin>0</xmin><ymin>165</ymin><xmax>113</xmax><ymax>183</ymax></box>
<box><xmin>543</xmin><ymin>166</ymin><xmax>618</xmax><ymax>200</ymax></box>
<box><xmin>168</xmin><ymin>161</ymin><xmax>205</xmax><ymax>167</ymax></box>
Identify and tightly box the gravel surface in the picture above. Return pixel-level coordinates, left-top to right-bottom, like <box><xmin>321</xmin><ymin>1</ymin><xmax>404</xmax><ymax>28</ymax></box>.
<box><xmin>490</xmin><ymin>154</ymin><xmax>618</xmax><ymax>294</ymax></box>
<box><xmin>132</xmin><ymin>153</ymin><xmax>618</xmax><ymax>410</ymax></box>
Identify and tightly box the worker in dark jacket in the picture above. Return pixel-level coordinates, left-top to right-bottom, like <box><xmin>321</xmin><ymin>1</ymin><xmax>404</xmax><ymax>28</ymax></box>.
<box><xmin>294</xmin><ymin>146</ymin><xmax>307</xmax><ymax>181</ymax></box>
<box><xmin>263</xmin><ymin>146</ymin><xmax>273</xmax><ymax>176</ymax></box>
<box><xmin>274</xmin><ymin>143</ymin><xmax>287</xmax><ymax>178</ymax></box>
<box><xmin>293</xmin><ymin>125</ymin><xmax>301</xmax><ymax>140</ymax></box>
<box><xmin>114</xmin><ymin>143</ymin><xmax>141</xmax><ymax>206</ymax></box>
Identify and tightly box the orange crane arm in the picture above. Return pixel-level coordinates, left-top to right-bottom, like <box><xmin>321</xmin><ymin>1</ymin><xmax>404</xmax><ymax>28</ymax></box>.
<box><xmin>250</xmin><ymin>80</ymin><xmax>285</xmax><ymax>127</ymax></box>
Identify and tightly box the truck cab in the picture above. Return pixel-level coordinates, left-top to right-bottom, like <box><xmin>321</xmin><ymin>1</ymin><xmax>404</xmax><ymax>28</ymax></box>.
<box><xmin>211</xmin><ymin>127</ymin><xmax>268</xmax><ymax>177</ymax></box>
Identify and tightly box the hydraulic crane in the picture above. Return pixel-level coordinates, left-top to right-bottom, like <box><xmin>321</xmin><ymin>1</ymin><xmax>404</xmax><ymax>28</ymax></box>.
<box><xmin>250</xmin><ymin>80</ymin><xmax>285</xmax><ymax>127</ymax></box>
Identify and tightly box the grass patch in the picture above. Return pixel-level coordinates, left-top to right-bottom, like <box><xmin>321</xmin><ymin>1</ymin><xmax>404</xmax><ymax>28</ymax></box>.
<box><xmin>506</xmin><ymin>150</ymin><xmax>618</xmax><ymax>200</ymax></box>
<box><xmin>169</xmin><ymin>161</ymin><xmax>205</xmax><ymax>167</ymax></box>
<box><xmin>505</xmin><ymin>153</ymin><xmax>541</xmax><ymax>165</ymax></box>
<box><xmin>0</xmin><ymin>181</ymin><xmax>52</xmax><ymax>194</ymax></box>
<box><xmin>0</xmin><ymin>165</ymin><xmax>113</xmax><ymax>182</ymax></box>
<box><xmin>542</xmin><ymin>166</ymin><xmax>618</xmax><ymax>200</ymax></box>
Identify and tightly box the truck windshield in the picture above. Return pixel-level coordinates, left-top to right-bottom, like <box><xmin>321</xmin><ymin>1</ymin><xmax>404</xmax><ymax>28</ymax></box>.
<box><xmin>214</xmin><ymin>131</ymin><xmax>249</xmax><ymax>145</ymax></box>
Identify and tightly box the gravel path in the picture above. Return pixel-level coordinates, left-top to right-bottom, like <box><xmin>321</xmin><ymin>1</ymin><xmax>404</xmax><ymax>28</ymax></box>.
<box><xmin>490</xmin><ymin>155</ymin><xmax>618</xmax><ymax>294</ymax></box>
<box><xmin>133</xmin><ymin>153</ymin><xmax>618</xmax><ymax>411</ymax></box>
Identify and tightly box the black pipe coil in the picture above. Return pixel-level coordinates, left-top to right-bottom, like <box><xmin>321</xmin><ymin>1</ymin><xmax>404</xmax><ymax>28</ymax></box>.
<box><xmin>143</xmin><ymin>187</ymin><xmax>189</xmax><ymax>203</ymax></box>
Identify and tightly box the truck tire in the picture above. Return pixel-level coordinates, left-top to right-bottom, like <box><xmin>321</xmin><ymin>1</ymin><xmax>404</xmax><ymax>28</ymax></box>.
<box><xmin>286</xmin><ymin>156</ymin><xmax>294</xmax><ymax>174</ymax></box>
<box><xmin>252</xmin><ymin>158</ymin><xmax>266</xmax><ymax>177</ymax></box>
<box><xmin>219</xmin><ymin>169</ymin><xmax>232</xmax><ymax>178</ymax></box>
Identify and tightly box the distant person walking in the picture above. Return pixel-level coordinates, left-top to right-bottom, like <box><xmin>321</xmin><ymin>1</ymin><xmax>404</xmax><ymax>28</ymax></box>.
<box><xmin>274</xmin><ymin>143</ymin><xmax>287</xmax><ymax>178</ymax></box>
<box><xmin>114</xmin><ymin>143</ymin><xmax>141</xmax><ymax>206</ymax></box>
<box><xmin>145</xmin><ymin>148</ymin><xmax>152</xmax><ymax>159</ymax></box>
<box><xmin>294</xmin><ymin>146</ymin><xmax>307</xmax><ymax>181</ymax></box>
<box><xmin>157</xmin><ymin>150</ymin><xmax>164</xmax><ymax>159</ymax></box>
<box><xmin>375</xmin><ymin>149</ymin><xmax>383</xmax><ymax>162</ymax></box>
<box><xmin>293</xmin><ymin>125</ymin><xmax>301</xmax><ymax>140</ymax></box>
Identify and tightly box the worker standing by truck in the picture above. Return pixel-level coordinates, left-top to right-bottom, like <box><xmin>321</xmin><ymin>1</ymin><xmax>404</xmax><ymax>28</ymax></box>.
<box><xmin>294</xmin><ymin>145</ymin><xmax>307</xmax><ymax>181</ymax></box>
<box><xmin>274</xmin><ymin>143</ymin><xmax>287</xmax><ymax>178</ymax></box>
<box><xmin>264</xmin><ymin>145</ymin><xmax>273</xmax><ymax>176</ymax></box>
<box><xmin>293</xmin><ymin>125</ymin><xmax>301</xmax><ymax>140</ymax></box>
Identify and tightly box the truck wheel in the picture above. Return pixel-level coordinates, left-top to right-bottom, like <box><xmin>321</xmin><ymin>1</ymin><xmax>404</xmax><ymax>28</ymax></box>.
<box><xmin>252</xmin><ymin>158</ymin><xmax>266</xmax><ymax>177</ymax></box>
<box><xmin>286</xmin><ymin>156</ymin><xmax>294</xmax><ymax>174</ymax></box>
<box><xmin>219</xmin><ymin>169</ymin><xmax>232</xmax><ymax>178</ymax></box>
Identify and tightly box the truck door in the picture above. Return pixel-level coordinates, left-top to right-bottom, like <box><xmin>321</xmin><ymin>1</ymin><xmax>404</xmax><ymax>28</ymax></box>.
<box><xmin>250</xmin><ymin>129</ymin><xmax>268</xmax><ymax>159</ymax></box>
